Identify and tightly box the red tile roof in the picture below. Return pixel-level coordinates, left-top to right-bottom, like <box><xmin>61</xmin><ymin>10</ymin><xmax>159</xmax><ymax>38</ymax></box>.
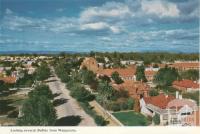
<box><xmin>172</xmin><ymin>80</ymin><xmax>199</xmax><ymax>89</ymax></box>
<box><xmin>112</xmin><ymin>80</ymin><xmax>150</xmax><ymax>99</ymax></box>
<box><xmin>171</xmin><ymin>62</ymin><xmax>199</xmax><ymax>69</ymax></box>
<box><xmin>145</xmin><ymin>70</ymin><xmax>157</xmax><ymax>76</ymax></box>
<box><xmin>0</xmin><ymin>76</ymin><xmax>17</xmax><ymax>84</ymax></box>
<box><xmin>144</xmin><ymin>94</ymin><xmax>175</xmax><ymax>109</ymax></box>
<box><xmin>97</xmin><ymin>65</ymin><xmax>136</xmax><ymax>78</ymax></box>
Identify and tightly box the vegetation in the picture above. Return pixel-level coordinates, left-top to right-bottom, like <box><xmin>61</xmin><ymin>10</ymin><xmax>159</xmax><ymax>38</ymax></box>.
<box><xmin>0</xmin><ymin>80</ymin><xmax>9</xmax><ymax>94</ymax></box>
<box><xmin>136</xmin><ymin>65</ymin><xmax>147</xmax><ymax>82</ymax></box>
<box><xmin>113</xmin><ymin>111</ymin><xmax>150</xmax><ymax>126</ymax></box>
<box><xmin>17</xmin><ymin>95</ymin><xmax>56</xmax><ymax>126</ymax></box>
<box><xmin>35</xmin><ymin>62</ymin><xmax>50</xmax><ymax>81</ymax></box>
<box><xmin>15</xmin><ymin>71</ymin><xmax>36</xmax><ymax>87</ymax></box>
<box><xmin>149</xmin><ymin>89</ymin><xmax>159</xmax><ymax>96</ymax></box>
<box><xmin>111</xmin><ymin>71</ymin><xmax>124</xmax><ymax>84</ymax></box>
<box><xmin>70</xmin><ymin>86</ymin><xmax>95</xmax><ymax>102</ymax></box>
<box><xmin>182</xmin><ymin>91</ymin><xmax>199</xmax><ymax>105</ymax></box>
<box><xmin>154</xmin><ymin>67</ymin><xmax>180</xmax><ymax>86</ymax></box>
<box><xmin>180</xmin><ymin>69</ymin><xmax>199</xmax><ymax>81</ymax></box>
<box><xmin>28</xmin><ymin>84</ymin><xmax>53</xmax><ymax>100</ymax></box>
<box><xmin>17</xmin><ymin>84</ymin><xmax>56</xmax><ymax>126</ymax></box>
<box><xmin>153</xmin><ymin>113</ymin><xmax>160</xmax><ymax>125</ymax></box>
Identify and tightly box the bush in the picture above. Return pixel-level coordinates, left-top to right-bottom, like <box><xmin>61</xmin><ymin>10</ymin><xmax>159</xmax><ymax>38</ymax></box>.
<box><xmin>153</xmin><ymin>113</ymin><xmax>160</xmax><ymax>125</ymax></box>
<box><xmin>120</xmin><ymin>102</ymin><xmax>128</xmax><ymax>110</ymax></box>
<box><xmin>28</xmin><ymin>84</ymin><xmax>53</xmax><ymax>100</ymax></box>
<box><xmin>94</xmin><ymin>115</ymin><xmax>107</xmax><ymax>126</ymax></box>
<box><xmin>127</xmin><ymin>98</ymin><xmax>134</xmax><ymax>110</ymax></box>
<box><xmin>111</xmin><ymin>71</ymin><xmax>124</xmax><ymax>84</ymax></box>
<box><xmin>149</xmin><ymin>89</ymin><xmax>159</xmax><ymax>96</ymax></box>
<box><xmin>111</xmin><ymin>103</ymin><xmax>121</xmax><ymax>112</ymax></box>
<box><xmin>70</xmin><ymin>87</ymin><xmax>95</xmax><ymax>102</ymax></box>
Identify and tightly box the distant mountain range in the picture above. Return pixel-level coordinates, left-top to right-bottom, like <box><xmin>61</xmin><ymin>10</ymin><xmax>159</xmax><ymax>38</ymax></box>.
<box><xmin>0</xmin><ymin>50</ymin><xmax>198</xmax><ymax>54</ymax></box>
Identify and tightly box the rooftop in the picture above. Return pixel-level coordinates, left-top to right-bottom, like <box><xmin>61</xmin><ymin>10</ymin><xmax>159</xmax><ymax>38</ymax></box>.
<box><xmin>172</xmin><ymin>79</ymin><xmax>199</xmax><ymax>89</ymax></box>
<box><xmin>144</xmin><ymin>94</ymin><xmax>175</xmax><ymax>109</ymax></box>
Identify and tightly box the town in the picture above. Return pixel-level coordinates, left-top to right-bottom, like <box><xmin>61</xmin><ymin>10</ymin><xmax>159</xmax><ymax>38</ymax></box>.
<box><xmin>0</xmin><ymin>52</ymin><xmax>199</xmax><ymax>126</ymax></box>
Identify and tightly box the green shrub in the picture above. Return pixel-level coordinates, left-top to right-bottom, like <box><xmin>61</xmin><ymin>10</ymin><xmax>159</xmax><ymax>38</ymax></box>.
<box><xmin>111</xmin><ymin>103</ymin><xmax>121</xmax><ymax>112</ymax></box>
<box><xmin>94</xmin><ymin>115</ymin><xmax>107</xmax><ymax>126</ymax></box>
<box><xmin>153</xmin><ymin>113</ymin><xmax>160</xmax><ymax>125</ymax></box>
<box><xmin>120</xmin><ymin>102</ymin><xmax>128</xmax><ymax>110</ymax></box>
<box><xmin>127</xmin><ymin>98</ymin><xmax>134</xmax><ymax>110</ymax></box>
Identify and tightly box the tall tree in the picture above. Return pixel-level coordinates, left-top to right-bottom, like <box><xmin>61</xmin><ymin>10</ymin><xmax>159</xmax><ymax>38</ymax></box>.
<box><xmin>111</xmin><ymin>71</ymin><xmax>124</xmax><ymax>84</ymax></box>
<box><xmin>17</xmin><ymin>96</ymin><xmax>57</xmax><ymax>126</ymax></box>
<box><xmin>36</xmin><ymin>62</ymin><xmax>50</xmax><ymax>81</ymax></box>
<box><xmin>154</xmin><ymin>67</ymin><xmax>180</xmax><ymax>86</ymax></box>
<box><xmin>136</xmin><ymin>65</ymin><xmax>147</xmax><ymax>82</ymax></box>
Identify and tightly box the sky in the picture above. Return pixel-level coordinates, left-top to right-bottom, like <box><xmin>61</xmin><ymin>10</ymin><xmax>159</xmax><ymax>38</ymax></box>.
<box><xmin>0</xmin><ymin>0</ymin><xmax>199</xmax><ymax>53</ymax></box>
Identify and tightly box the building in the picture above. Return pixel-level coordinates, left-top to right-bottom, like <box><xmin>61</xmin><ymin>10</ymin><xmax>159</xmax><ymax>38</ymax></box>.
<box><xmin>145</xmin><ymin>70</ymin><xmax>158</xmax><ymax>82</ymax></box>
<box><xmin>169</xmin><ymin>62</ymin><xmax>200</xmax><ymax>71</ymax></box>
<box><xmin>112</xmin><ymin>80</ymin><xmax>150</xmax><ymax>99</ymax></box>
<box><xmin>97</xmin><ymin>65</ymin><xmax>136</xmax><ymax>81</ymax></box>
<box><xmin>80</xmin><ymin>57</ymin><xmax>99</xmax><ymax>73</ymax></box>
<box><xmin>140</xmin><ymin>93</ymin><xmax>175</xmax><ymax>125</ymax></box>
<box><xmin>172</xmin><ymin>79</ymin><xmax>199</xmax><ymax>92</ymax></box>
<box><xmin>166</xmin><ymin>97</ymin><xmax>198</xmax><ymax>126</ymax></box>
<box><xmin>182</xmin><ymin>109</ymin><xmax>200</xmax><ymax>126</ymax></box>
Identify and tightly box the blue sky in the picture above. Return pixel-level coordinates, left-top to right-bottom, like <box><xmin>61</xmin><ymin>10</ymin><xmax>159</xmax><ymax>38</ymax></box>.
<box><xmin>0</xmin><ymin>0</ymin><xmax>199</xmax><ymax>53</ymax></box>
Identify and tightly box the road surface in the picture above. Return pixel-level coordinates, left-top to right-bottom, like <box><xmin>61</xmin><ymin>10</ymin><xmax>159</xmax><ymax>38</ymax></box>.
<box><xmin>46</xmin><ymin>68</ymin><xmax>96</xmax><ymax>126</ymax></box>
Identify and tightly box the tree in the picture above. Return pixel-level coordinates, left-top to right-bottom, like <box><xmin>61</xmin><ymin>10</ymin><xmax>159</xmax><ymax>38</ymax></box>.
<box><xmin>180</xmin><ymin>69</ymin><xmax>199</xmax><ymax>81</ymax></box>
<box><xmin>136</xmin><ymin>65</ymin><xmax>147</xmax><ymax>82</ymax></box>
<box><xmin>70</xmin><ymin>86</ymin><xmax>95</xmax><ymax>102</ymax></box>
<box><xmin>5</xmin><ymin>70</ymin><xmax>11</xmax><ymax>76</ymax></box>
<box><xmin>97</xmin><ymin>82</ymin><xmax>117</xmax><ymax>107</ymax></box>
<box><xmin>99</xmin><ymin>75</ymin><xmax>111</xmax><ymax>83</ymax></box>
<box><xmin>80</xmin><ymin>69</ymin><xmax>96</xmax><ymax>85</ymax></box>
<box><xmin>154</xmin><ymin>67</ymin><xmax>180</xmax><ymax>86</ymax></box>
<box><xmin>17</xmin><ymin>96</ymin><xmax>57</xmax><ymax>126</ymax></box>
<box><xmin>0</xmin><ymin>80</ymin><xmax>8</xmax><ymax>94</ymax></box>
<box><xmin>111</xmin><ymin>71</ymin><xmax>124</xmax><ymax>84</ymax></box>
<box><xmin>127</xmin><ymin>98</ymin><xmax>134</xmax><ymax>110</ymax></box>
<box><xmin>149</xmin><ymin>89</ymin><xmax>159</xmax><ymax>96</ymax></box>
<box><xmin>94</xmin><ymin>115</ymin><xmax>107</xmax><ymax>126</ymax></box>
<box><xmin>28</xmin><ymin>84</ymin><xmax>53</xmax><ymax>100</ymax></box>
<box><xmin>153</xmin><ymin>113</ymin><xmax>160</xmax><ymax>125</ymax></box>
<box><xmin>36</xmin><ymin>62</ymin><xmax>50</xmax><ymax>81</ymax></box>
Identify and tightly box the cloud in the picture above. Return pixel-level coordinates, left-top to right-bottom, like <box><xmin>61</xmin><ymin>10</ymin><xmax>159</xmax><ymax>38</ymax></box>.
<box><xmin>80</xmin><ymin>22</ymin><xmax>121</xmax><ymax>34</ymax></box>
<box><xmin>80</xmin><ymin>1</ymin><xmax>132</xmax><ymax>22</ymax></box>
<box><xmin>141</xmin><ymin>0</ymin><xmax>180</xmax><ymax>18</ymax></box>
<box><xmin>5</xmin><ymin>8</ymin><xmax>13</xmax><ymax>14</ymax></box>
<box><xmin>56</xmin><ymin>8</ymin><xmax>65</xmax><ymax>12</ymax></box>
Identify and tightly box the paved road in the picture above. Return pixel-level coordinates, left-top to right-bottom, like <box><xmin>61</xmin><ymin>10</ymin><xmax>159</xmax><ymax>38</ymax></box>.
<box><xmin>46</xmin><ymin>68</ymin><xmax>96</xmax><ymax>126</ymax></box>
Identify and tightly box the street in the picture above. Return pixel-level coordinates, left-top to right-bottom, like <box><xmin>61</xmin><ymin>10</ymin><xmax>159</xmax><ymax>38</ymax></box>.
<box><xmin>46</xmin><ymin>68</ymin><xmax>96</xmax><ymax>126</ymax></box>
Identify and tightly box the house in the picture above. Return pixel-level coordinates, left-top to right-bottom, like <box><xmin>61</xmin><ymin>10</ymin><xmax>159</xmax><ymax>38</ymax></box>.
<box><xmin>0</xmin><ymin>76</ymin><xmax>17</xmax><ymax>84</ymax></box>
<box><xmin>166</xmin><ymin>97</ymin><xmax>198</xmax><ymax>126</ymax></box>
<box><xmin>140</xmin><ymin>93</ymin><xmax>175</xmax><ymax>125</ymax></box>
<box><xmin>97</xmin><ymin>65</ymin><xmax>136</xmax><ymax>81</ymax></box>
<box><xmin>172</xmin><ymin>79</ymin><xmax>199</xmax><ymax>92</ymax></box>
<box><xmin>80</xmin><ymin>57</ymin><xmax>100</xmax><ymax>73</ymax></box>
<box><xmin>169</xmin><ymin>62</ymin><xmax>199</xmax><ymax>71</ymax></box>
<box><xmin>112</xmin><ymin>80</ymin><xmax>150</xmax><ymax>99</ymax></box>
<box><xmin>182</xmin><ymin>109</ymin><xmax>200</xmax><ymax>126</ymax></box>
<box><xmin>144</xmin><ymin>68</ymin><xmax>158</xmax><ymax>82</ymax></box>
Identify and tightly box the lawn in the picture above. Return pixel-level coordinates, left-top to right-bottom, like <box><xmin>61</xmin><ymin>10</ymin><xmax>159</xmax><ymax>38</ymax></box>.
<box><xmin>112</xmin><ymin>111</ymin><xmax>150</xmax><ymax>126</ymax></box>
